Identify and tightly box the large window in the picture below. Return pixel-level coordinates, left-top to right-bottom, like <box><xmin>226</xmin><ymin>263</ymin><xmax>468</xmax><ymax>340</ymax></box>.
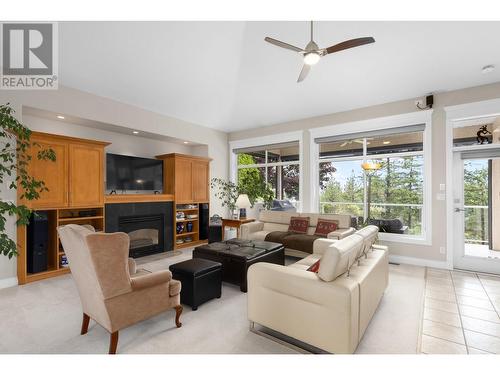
<box><xmin>317</xmin><ymin>126</ymin><xmax>427</xmax><ymax>238</ymax></box>
<box><xmin>235</xmin><ymin>142</ymin><xmax>300</xmax><ymax>209</ymax></box>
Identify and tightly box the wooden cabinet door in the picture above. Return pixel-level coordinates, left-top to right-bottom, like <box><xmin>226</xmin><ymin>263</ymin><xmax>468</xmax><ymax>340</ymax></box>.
<box><xmin>27</xmin><ymin>139</ymin><xmax>68</xmax><ymax>208</ymax></box>
<box><xmin>192</xmin><ymin>161</ymin><xmax>209</xmax><ymax>202</ymax></box>
<box><xmin>69</xmin><ymin>144</ymin><xmax>104</xmax><ymax>207</ymax></box>
<box><xmin>174</xmin><ymin>158</ymin><xmax>193</xmax><ymax>203</ymax></box>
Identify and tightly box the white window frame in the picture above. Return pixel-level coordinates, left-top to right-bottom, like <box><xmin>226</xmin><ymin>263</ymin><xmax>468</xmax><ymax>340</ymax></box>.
<box><xmin>229</xmin><ymin>131</ymin><xmax>304</xmax><ymax>211</ymax></box>
<box><xmin>309</xmin><ymin>110</ymin><xmax>433</xmax><ymax>245</ymax></box>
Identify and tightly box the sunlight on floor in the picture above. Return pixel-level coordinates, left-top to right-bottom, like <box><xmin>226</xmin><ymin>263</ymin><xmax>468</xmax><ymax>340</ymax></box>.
<box><xmin>464</xmin><ymin>244</ymin><xmax>500</xmax><ymax>259</ymax></box>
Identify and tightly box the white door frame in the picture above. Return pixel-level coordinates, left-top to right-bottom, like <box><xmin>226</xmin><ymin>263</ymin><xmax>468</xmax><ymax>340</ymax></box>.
<box><xmin>445</xmin><ymin>98</ymin><xmax>500</xmax><ymax>270</ymax></box>
<box><xmin>452</xmin><ymin>151</ymin><xmax>500</xmax><ymax>273</ymax></box>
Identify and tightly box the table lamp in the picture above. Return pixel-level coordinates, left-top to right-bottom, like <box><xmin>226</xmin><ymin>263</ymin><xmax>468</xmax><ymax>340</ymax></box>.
<box><xmin>235</xmin><ymin>194</ymin><xmax>251</xmax><ymax>219</ymax></box>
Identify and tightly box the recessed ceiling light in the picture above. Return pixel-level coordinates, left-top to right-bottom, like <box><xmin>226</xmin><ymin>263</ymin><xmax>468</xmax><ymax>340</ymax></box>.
<box><xmin>132</xmin><ymin>131</ymin><xmax>139</xmax><ymax>134</ymax></box>
<box><xmin>183</xmin><ymin>141</ymin><xmax>189</xmax><ymax>144</ymax></box>
<box><xmin>57</xmin><ymin>115</ymin><xmax>65</xmax><ymax>119</ymax></box>
<box><xmin>482</xmin><ymin>65</ymin><xmax>495</xmax><ymax>74</ymax></box>
<box><xmin>383</xmin><ymin>141</ymin><xmax>391</xmax><ymax>145</ymax></box>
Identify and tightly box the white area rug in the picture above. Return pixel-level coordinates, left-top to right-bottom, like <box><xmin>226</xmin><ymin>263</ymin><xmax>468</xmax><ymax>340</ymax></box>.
<box><xmin>0</xmin><ymin>249</ymin><xmax>425</xmax><ymax>354</ymax></box>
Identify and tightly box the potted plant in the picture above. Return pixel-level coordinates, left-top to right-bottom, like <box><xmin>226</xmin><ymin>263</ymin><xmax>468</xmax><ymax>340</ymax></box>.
<box><xmin>210</xmin><ymin>178</ymin><xmax>240</xmax><ymax>218</ymax></box>
<box><xmin>0</xmin><ymin>103</ymin><xmax>55</xmax><ymax>258</ymax></box>
<box><xmin>210</xmin><ymin>176</ymin><xmax>275</xmax><ymax>218</ymax></box>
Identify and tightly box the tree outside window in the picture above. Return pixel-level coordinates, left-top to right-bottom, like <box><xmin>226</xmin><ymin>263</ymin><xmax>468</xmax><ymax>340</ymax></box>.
<box><xmin>319</xmin><ymin>131</ymin><xmax>425</xmax><ymax>236</ymax></box>
<box><xmin>236</xmin><ymin>143</ymin><xmax>300</xmax><ymax>208</ymax></box>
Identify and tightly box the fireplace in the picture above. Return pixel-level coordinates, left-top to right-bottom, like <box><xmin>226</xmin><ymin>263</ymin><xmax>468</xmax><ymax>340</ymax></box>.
<box><xmin>118</xmin><ymin>214</ymin><xmax>164</xmax><ymax>258</ymax></box>
<box><xmin>105</xmin><ymin>202</ymin><xmax>173</xmax><ymax>258</ymax></box>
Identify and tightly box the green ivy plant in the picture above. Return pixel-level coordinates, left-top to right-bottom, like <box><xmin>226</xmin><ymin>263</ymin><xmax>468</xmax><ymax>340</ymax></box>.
<box><xmin>0</xmin><ymin>103</ymin><xmax>56</xmax><ymax>258</ymax></box>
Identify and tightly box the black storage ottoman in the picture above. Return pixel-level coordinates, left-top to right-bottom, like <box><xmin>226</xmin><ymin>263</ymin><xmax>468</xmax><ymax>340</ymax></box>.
<box><xmin>193</xmin><ymin>239</ymin><xmax>285</xmax><ymax>292</ymax></box>
<box><xmin>169</xmin><ymin>258</ymin><xmax>222</xmax><ymax>310</ymax></box>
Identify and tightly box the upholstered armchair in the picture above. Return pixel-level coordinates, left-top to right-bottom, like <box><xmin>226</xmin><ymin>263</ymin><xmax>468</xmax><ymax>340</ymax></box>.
<box><xmin>57</xmin><ymin>224</ymin><xmax>182</xmax><ymax>354</ymax></box>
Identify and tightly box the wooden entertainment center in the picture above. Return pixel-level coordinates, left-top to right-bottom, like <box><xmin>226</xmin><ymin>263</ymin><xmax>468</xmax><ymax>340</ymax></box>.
<box><xmin>156</xmin><ymin>153</ymin><xmax>212</xmax><ymax>250</ymax></box>
<box><xmin>17</xmin><ymin>131</ymin><xmax>211</xmax><ymax>284</ymax></box>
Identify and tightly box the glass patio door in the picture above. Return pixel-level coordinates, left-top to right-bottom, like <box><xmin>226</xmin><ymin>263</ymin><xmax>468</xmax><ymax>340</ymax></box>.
<box><xmin>453</xmin><ymin>152</ymin><xmax>500</xmax><ymax>274</ymax></box>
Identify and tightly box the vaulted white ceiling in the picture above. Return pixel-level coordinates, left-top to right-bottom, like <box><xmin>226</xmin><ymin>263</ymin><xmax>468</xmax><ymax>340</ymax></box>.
<box><xmin>59</xmin><ymin>21</ymin><xmax>500</xmax><ymax>132</ymax></box>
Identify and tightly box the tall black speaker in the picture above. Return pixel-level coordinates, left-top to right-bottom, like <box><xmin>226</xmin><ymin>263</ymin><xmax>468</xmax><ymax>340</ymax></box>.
<box><xmin>27</xmin><ymin>211</ymin><xmax>49</xmax><ymax>274</ymax></box>
<box><xmin>199</xmin><ymin>203</ymin><xmax>209</xmax><ymax>240</ymax></box>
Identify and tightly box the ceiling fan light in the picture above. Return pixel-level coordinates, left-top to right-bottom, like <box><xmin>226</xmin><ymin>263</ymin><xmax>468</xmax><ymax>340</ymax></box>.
<box><xmin>304</xmin><ymin>52</ymin><xmax>320</xmax><ymax>65</ymax></box>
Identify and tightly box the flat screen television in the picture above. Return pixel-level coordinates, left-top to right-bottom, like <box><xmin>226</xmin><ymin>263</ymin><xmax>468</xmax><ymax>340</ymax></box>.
<box><xmin>106</xmin><ymin>153</ymin><xmax>163</xmax><ymax>191</ymax></box>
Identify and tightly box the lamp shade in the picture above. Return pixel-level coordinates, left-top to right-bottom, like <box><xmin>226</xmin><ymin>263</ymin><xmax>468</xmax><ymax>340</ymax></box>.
<box><xmin>235</xmin><ymin>194</ymin><xmax>251</xmax><ymax>208</ymax></box>
<box><xmin>361</xmin><ymin>161</ymin><xmax>381</xmax><ymax>171</ymax></box>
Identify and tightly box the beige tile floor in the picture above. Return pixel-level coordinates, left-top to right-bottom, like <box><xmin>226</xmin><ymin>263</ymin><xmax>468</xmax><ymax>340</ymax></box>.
<box><xmin>420</xmin><ymin>268</ymin><xmax>500</xmax><ymax>354</ymax></box>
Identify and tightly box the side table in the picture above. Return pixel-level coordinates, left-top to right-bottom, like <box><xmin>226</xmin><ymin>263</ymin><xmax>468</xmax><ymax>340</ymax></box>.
<box><xmin>221</xmin><ymin>218</ymin><xmax>255</xmax><ymax>240</ymax></box>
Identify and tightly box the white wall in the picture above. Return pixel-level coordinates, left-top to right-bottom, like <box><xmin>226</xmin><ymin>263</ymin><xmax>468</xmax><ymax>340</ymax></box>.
<box><xmin>23</xmin><ymin>115</ymin><xmax>193</xmax><ymax>158</ymax></box>
<box><xmin>0</xmin><ymin>86</ymin><xmax>229</xmax><ymax>287</ymax></box>
<box><xmin>229</xmin><ymin>81</ymin><xmax>500</xmax><ymax>266</ymax></box>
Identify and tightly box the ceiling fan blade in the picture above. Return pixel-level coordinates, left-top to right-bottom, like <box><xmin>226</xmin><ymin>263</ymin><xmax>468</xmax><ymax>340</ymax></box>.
<box><xmin>325</xmin><ymin>37</ymin><xmax>375</xmax><ymax>55</ymax></box>
<box><xmin>297</xmin><ymin>64</ymin><xmax>311</xmax><ymax>82</ymax></box>
<box><xmin>265</xmin><ymin>37</ymin><xmax>303</xmax><ymax>53</ymax></box>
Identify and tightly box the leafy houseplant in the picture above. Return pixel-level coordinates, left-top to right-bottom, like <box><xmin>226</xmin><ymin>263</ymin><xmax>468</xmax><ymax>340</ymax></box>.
<box><xmin>210</xmin><ymin>176</ymin><xmax>275</xmax><ymax>214</ymax></box>
<box><xmin>210</xmin><ymin>178</ymin><xmax>239</xmax><ymax>211</ymax></box>
<box><xmin>0</xmin><ymin>103</ymin><xmax>56</xmax><ymax>258</ymax></box>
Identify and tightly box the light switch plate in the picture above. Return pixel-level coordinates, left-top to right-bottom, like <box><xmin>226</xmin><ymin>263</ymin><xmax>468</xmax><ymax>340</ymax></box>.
<box><xmin>439</xmin><ymin>184</ymin><xmax>446</xmax><ymax>191</ymax></box>
<box><xmin>436</xmin><ymin>193</ymin><xmax>446</xmax><ymax>201</ymax></box>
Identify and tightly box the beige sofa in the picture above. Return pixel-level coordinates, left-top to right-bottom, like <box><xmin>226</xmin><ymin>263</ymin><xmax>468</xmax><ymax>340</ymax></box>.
<box><xmin>240</xmin><ymin>210</ymin><xmax>355</xmax><ymax>258</ymax></box>
<box><xmin>247</xmin><ymin>225</ymin><xmax>388</xmax><ymax>354</ymax></box>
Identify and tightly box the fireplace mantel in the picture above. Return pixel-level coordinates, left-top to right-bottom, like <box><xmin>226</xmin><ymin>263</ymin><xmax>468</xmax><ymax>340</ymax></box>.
<box><xmin>105</xmin><ymin>194</ymin><xmax>174</xmax><ymax>204</ymax></box>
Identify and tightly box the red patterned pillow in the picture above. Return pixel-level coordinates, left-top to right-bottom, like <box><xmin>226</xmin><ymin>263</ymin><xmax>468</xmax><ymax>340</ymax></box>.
<box><xmin>314</xmin><ymin>219</ymin><xmax>338</xmax><ymax>237</ymax></box>
<box><xmin>288</xmin><ymin>216</ymin><xmax>310</xmax><ymax>234</ymax></box>
<box><xmin>307</xmin><ymin>260</ymin><xmax>321</xmax><ymax>273</ymax></box>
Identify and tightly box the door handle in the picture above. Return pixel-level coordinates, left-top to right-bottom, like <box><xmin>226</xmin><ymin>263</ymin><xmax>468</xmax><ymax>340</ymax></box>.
<box><xmin>454</xmin><ymin>208</ymin><xmax>465</xmax><ymax>212</ymax></box>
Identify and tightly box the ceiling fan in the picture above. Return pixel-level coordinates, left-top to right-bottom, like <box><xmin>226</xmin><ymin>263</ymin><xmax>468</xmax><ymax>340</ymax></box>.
<box><xmin>340</xmin><ymin>138</ymin><xmax>373</xmax><ymax>147</ymax></box>
<box><xmin>264</xmin><ymin>21</ymin><xmax>375</xmax><ymax>82</ymax></box>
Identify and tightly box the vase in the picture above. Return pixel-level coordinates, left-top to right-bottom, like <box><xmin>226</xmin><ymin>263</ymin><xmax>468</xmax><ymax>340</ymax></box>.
<box><xmin>186</xmin><ymin>221</ymin><xmax>193</xmax><ymax>232</ymax></box>
<box><xmin>176</xmin><ymin>222</ymin><xmax>185</xmax><ymax>234</ymax></box>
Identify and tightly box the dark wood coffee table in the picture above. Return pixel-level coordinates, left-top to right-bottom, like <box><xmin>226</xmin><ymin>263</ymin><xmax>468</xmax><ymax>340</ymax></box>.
<box><xmin>192</xmin><ymin>239</ymin><xmax>285</xmax><ymax>292</ymax></box>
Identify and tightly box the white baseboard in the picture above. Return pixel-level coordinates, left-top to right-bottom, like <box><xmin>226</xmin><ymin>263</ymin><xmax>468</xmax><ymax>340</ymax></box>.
<box><xmin>389</xmin><ymin>255</ymin><xmax>451</xmax><ymax>270</ymax></box>
<box><xmin>0</xmin><ymin>277</ymin><xmax>18</xmax><ymax>289</ymax></box>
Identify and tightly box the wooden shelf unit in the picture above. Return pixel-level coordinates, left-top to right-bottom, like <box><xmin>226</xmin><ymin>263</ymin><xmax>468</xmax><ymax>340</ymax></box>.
<box><xmin>16</xmin><ymin>134</ymin><xmax>212</xmax><ymax>284</ymax></box>
<box><xmin>174</xmin><ymin>204</ymin><xmax>200</xmax><ymax>248</ymax></box>
<box><xmin>17</xmin><ymin>206</ymin><xmax>105</xmax><ymax>284</ymax></box>
<box><xmin>17</xmin><ymin>131</ymin><xmax>109</xmax><ymax>285</ymax></box>
<box><xmin>156</xmin><ymin>153</ymin><xmax>211</xmax><ymax>250</ymax></box>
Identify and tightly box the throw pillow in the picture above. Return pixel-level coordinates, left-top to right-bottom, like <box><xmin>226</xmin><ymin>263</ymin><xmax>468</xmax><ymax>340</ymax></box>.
<box><xmin>307</xmin><ymin>259</ymin><xmax>321</xmax><ymax>273</ymax></box>
<box><xmin>314</xmin><ymin>219</ymin><xmax>338</xmax><ymax>237</ymax></box>
<box><xmin>288</xmin><ymin>216</ymin><xmax>310</xmax><ymax>234</ymax></box>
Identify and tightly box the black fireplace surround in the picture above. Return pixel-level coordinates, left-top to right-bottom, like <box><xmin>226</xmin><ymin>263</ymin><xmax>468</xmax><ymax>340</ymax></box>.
<box><xmin>105</xmin><ymin>202</ymin><xmax>173</xmax><ymax>258</ymax></box>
